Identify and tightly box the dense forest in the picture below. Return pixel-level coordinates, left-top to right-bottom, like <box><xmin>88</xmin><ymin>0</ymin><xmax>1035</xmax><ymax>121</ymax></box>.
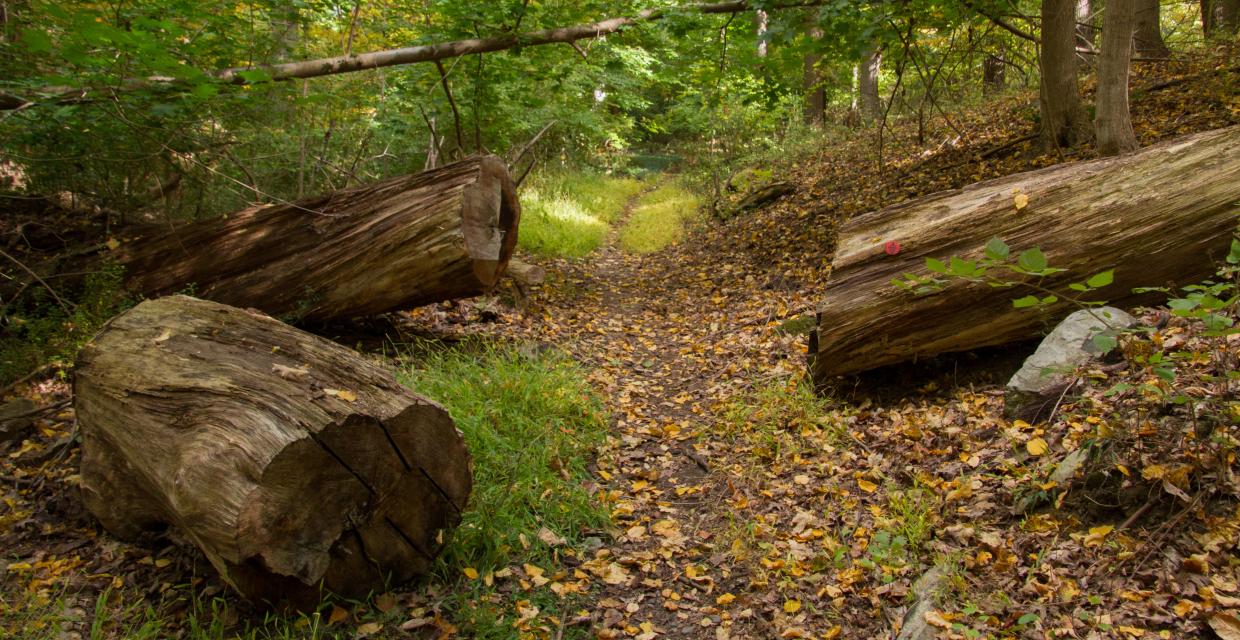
<box><xmin>1</xmin><ymin>1</ymin><xmax>1239</xmax><ymax>638</ymax></box>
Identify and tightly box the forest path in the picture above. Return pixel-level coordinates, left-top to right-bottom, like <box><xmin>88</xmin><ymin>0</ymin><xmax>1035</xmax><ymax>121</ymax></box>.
<box><xmin>495</xmin><ymin>182</ymin><xmax>841</xmax><ymax>638</ymax></box>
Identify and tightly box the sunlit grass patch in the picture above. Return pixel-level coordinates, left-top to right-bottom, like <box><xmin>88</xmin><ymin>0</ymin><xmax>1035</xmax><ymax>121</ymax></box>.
<box><xmin>517</xmin><ymin>172</ymin><xmax>643</xmax><ymax>258</ymax></box>
<box><xmin>396</xmin><ymin>341</ymin><xmax>609</xmax><ymax>637</ymax></box>
<box><xmin>618</xmin><ymin>181</ymin><xmax>700</xmax><ymax>254</ymax></box>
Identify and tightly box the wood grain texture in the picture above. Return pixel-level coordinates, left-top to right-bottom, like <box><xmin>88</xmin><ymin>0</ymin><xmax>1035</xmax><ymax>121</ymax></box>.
<box><xmin>74</xmin><ymin>295</ymin><xmax>471</xmax><ymax>604</ymax></box>
<box><xmin>810</xmin><ymin>126</ymin><xmax>1240</xmax><ymax>382</ymax></box>
<box><xmin>115</xmin><ymin>155</ymin><xmax>519</xmax><ymax>322</ymax></box>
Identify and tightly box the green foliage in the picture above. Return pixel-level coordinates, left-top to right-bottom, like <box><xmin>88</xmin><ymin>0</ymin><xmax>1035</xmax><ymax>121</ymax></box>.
<box><xmin>517</xmin><ymin>171</ymin><xmax>644</xmax><ymax>258</ymax></box>
<box><xmin>0</xmin><ymin>263</ymin><xmax>131</xmax><ymax>386</ymax></box>
<box><xmin>618</xmin><ymin>181</ymin><xmax>700</xmax><ymax>253</ymax></box>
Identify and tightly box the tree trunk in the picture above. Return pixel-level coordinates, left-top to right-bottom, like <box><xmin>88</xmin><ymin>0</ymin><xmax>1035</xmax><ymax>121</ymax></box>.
<box><xmin>1220</xmin><ymin>0</ymin><xmax>1240</xmax><ymax>32</ymax></box>
<box><xmin>75</xmin><ymin>295</ymin><xmax>472</xmax><ymax>605</ymax></box>
<box><xmin>803</xmin><ymin>52</ymin><xmax>825</xmax><ymax>125</ymax></box>
<box><xmin>1040</xmin><ymin>0</ymin><xmax>1092</xmax><ymax>149</ymax></box>
<box><xmin>1096</xmin><ymin>0</ymin><xmax>1139</xmax><ymax>155</ymax></box>
<box><xmin>859</xmin><ymin>46</ymin><xmax>882</xmax><ymax>124</ymax></box>
<box><xmin>1133</xmin><ymin>0</ymin><xmax>1170</xmax><ymax>57</ymax></box>
<box><xmin>112</xmin><ymin>155</ymin><xmax>519</xmax><ymax>323</ymax></box>
<box><xmin>808</xmin><ymin>126</ymin><xmax>1240</xmax><ymax>382</ymax></box>
<box><xmin>983</xmin><ymin>54</ymin><xmax>1007</xmax><ymax>94</ymax></box>
<box><xmin>1076</xmin><ymin>0</ymin><xmax>1098</xmax><ymax>52</ymax></box>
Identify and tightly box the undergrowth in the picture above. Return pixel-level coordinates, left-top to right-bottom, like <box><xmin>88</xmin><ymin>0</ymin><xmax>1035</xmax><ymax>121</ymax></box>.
<box><xmin>0</xmin><ymin>263</ymin><xmax>131</xmax><ymax>387</ymax></box>
<box><xmin>618</xmin><ymin>181</ymin><xmax>700</xmax><ymax>254</ymax></box>
<box><xmin>517</xmin><ymin>171</ymin><xmax>643</xmax><ymax>258</ymax></box>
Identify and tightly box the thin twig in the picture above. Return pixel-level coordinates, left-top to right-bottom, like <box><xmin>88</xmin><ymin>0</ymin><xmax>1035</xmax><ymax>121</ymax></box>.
<box><xmin>0</xmin><ymin>248</ymin><xmax>72</xmax><ymax>315</ymax></box>
<box><xmin>434</xmin><ymin>59</ymin><xmax>466</xmax><ymax>155</ymax></box>
<box><xmin>508</xmin><ymin>120</ymin><xmax>556</xmax><ymax>169</ymax></box>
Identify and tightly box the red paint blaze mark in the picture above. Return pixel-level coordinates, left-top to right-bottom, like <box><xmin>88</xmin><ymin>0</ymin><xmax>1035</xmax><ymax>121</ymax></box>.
<box><xmin>884</xmin><ymin>241</ymin><xmax>901</xmax><ymax>255</ymax></box>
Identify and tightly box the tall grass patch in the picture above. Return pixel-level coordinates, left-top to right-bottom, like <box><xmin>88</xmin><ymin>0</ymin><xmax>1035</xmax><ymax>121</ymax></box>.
<box><xmin>517</xmin><ymin>172</ymin><xmax>643</xmax><ymax>258</ymax></box>
<box><xmin>396</xmin><ymin>341</ymin><xmax>609</xmax><ymax>575</ymax></box>
<box><xmin>619</xmin><ymin>181</ymin><xmax>700</xmax><ymax>254</ymax></box>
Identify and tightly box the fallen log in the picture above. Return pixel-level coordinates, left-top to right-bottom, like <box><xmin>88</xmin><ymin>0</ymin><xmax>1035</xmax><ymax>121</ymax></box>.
<box><xmin>114</xmin><ymin>155</ymin><xmax>519</xmax><ymax>322</ymax></box>
<box><xmin>809</xmin><ymin>126</ymin><xmax>1240</xmax><ymax>383</ymax></box>
<box><xmin>74</xmin><ymin>295</ymin><xmax>472</xmax><ymax>605</ymax></box>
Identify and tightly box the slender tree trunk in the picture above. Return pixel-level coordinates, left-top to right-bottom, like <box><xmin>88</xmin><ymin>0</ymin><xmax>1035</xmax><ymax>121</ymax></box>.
<box><xmin>1133</xmin><ymin>0</ymin><xmax>1170</xmax><ymax>57</ymax></box>
<box><xmin>803</xmin><ymin>23</ymin><xmax>825</xmax><ymax>126</ymax></box>
<box><xmin>983</xmin><ymin>54</ymin><xmax>1007</xmax><ymax>94</ymax></box>
<box><xmin>859</xmin><ymin>46</ymin><xmax>882</xmax><ymax>124</ymax></box>
<box><xmin>1076</xmin><ymin>0</ymin><xmax>1098</xmax><ymax>52</ymax></box>
<box><xmin>1040</xmin><ymin>0</ymin><xmax>1092</xmax><ymax>149</ymax></box>
<box><xmin>1097</xmin><ymin>0</ymin><xmax>1139</xmax><ymax>155</ymax></box>
<box><xmin>1219</xmin><ymin>0</ymin><xmax>1240</xmax><ymax>32</ymax></box>
<box><xmin>756</xmin><ymin>9</ymin><xmax>768</xmax><ymax>57</ymax></box>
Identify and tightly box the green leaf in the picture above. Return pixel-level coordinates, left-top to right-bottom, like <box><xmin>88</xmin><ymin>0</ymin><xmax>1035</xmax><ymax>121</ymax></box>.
<box><xmin>1227</xmin><ymin>238</ymin><xmax>1240</xmax><ymax>265</ymax></box>
<box><xmin>926</xmin><ymin>257</ymin><xmax>947</xmax><ymax>274</ymax></box>
<box><xmin>949</xmin><ymin>255</ymin><xmax>975</xmax><ymax>276</ymax></box>
<box><xmin>984</xmin><ymin>237</ymin><xmax>1010</xmax><ymax>261</ymax></box>
<box><xmin>1167</xmin><ymin>298</ymin><xmax>1199</xmax><ymax>312</ymax></box>
<box><xmin>1017</xmin><ymin>248</ymin><xmax>1048</xmax><ymax>273</ymax></box>
<box><xmin>1086</xmin><ymin>270</ymin><xmax>1114</xmax><ymax>288</ymax></box>
<box><xmin>1069</xmin><ymin>283</ymin><xmax>1088</xmax><ymax>292</ymax></box>
<box><xmin>21</xmin><ymin>29</ymin><xmax>53</xmax><ymax>54</ymax></box>
<box><xmin>1092</xmin><ymin>332</ymin><xmax>1117</xmax><ymax>353</ymax></box>
<box><xmin>1013</xmin><ymin>295</ymin><xmax>1039</xmax><ymax>308</ymax></box>
<box><xmin>1040</xmin><ymin>295</ymin><xmax>1058</xmax><ymax>305</ymax></box>
<box><xmin>1017</xmin><ymin>613</ymin><xmax>1039</xmax><ymax>626</ymax></box>
<box><xmin>236</xmin><ymin>68</ymin><xmax>273</xmax><ymax>84</ymax></box>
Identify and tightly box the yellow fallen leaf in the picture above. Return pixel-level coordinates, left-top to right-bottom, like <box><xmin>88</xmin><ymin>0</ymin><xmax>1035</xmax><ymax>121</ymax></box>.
<box><xmin>328</xmin><ymin>605</ymin><xmax>349</xmax><ymax>625</ymax></box>
<box><xmin>1173</xmin><ymin>599</ymin><xmax>1196</xmax><ymax>617</ymax></box>
<box><xmin>154</xmin><ymin>558</ymin><xmax>171</xmax><ymax>569</ymax></box>
<box><xmin>857</xmin><ymin>479</ymin><xmax>878</xmax><ymax>493</ymax></box>
<box><xmin>1026</xmin><ymin>437</ymin><xmax>1048</xmax><ymax>456</ymax></box>
<box><xmin>1084</xmin><ymin>524</ymin><xmax>1114</xmax><ymax>547</ymax></box>
<box><xmin>463</xmin><ymin>567</ymin><xmax>479</xmax><ymax>580</ymax></box>
<box><xmin>716</xmin><ymin>593</ymin><xmax>736</xmax><ymax>605</ymax></box>
<box><xmin>783</xmin><ymin>599</ymin><xmax>801</xmax><ymax>613</ymax></box>
<box><xmin>1013</xmin><ymin>192</ymin><xmax>1029</xmax><ymax>211</ymax></box>
<box><xmin>924</xmin><ymin>610</ymin><xmax>952</xmax><ymax>628</ymax></box>
<box><xmin>355</xmin><ymin>621</ymin><xmax>382</xmax><ymax>637</ymax></box>
<box><xmin>106</xmin><ymin>237</ymin><xmax>120</xmax><ymax>251</ymax></box>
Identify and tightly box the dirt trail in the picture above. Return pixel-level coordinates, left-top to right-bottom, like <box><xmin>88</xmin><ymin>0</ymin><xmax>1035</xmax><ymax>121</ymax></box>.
<box><xmin>499</xmin><ymin>184</ymin><xmax>828</xmax><ymax>638</ymax></box>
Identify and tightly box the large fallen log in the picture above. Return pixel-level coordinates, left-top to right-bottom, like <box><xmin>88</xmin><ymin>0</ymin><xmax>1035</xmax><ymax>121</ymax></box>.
<box><xmin>809</xmin><ymin>126</ymin><xmax>1240</xmax><ymax>383</ymax></box>
<box><xmin>74</xmin><ymin>295</ymin><xmax>472</xmax><ymax>605</ymax></box>
<box><xmin>114</xmin><ymin>155</ymin><xmax>519</xmax><ymax>322</ymax></box>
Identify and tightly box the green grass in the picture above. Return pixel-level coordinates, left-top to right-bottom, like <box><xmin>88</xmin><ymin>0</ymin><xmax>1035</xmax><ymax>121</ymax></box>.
<box><xmin>517</xmin><ymin>171</ymin><xmax>644</xmax><ymax>258</ymax></box>
<box><xmin>618</xmin><ymin>181</ymin><xmax>701</xmax><ymax>254</ymax></box>
<box><xmin>397</xmin><ymin>341</ymin><xmax>610</xmax><ymax>638</ymax></box>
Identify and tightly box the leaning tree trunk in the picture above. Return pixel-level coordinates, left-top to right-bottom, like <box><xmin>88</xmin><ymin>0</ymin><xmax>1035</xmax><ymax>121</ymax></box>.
<box><xmin>809</xmin><ymin>126</ymin><xmax>1240</xmax><ymax>383</ymax></box>
<box><xmin>75</xmin><ymin>295</ymin><xmax>473</xmax><ymax>605</ymax></box>
<box><xmin>113</xmin><ymin>155</ymin><xmax>519</xmax><ymax>322</ymax></box>
<box><xmin>1096</xmin><ymin>0</ymin><xmax>1139</xmax><ymax>156</ymax></box>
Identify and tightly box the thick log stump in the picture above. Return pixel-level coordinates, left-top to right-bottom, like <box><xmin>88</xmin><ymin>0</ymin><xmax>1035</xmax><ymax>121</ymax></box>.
<box><xmin>116</xmin><ymin>155</ymin><xmax>519</xmax><ymax>322</ymax></box>
<box><xmin>810</xmin><ymin>126</ymin><xmax>1240</xmax><ymax>383</ymax></box>
<box><xmin>74</xmin><ymin>295</ymin><xmax>471</xmax><ymax>604</ymax></box>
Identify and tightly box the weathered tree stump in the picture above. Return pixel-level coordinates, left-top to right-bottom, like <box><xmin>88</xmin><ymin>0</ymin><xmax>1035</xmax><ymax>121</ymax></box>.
<box><xmin>74</xmin><ymin>295</ymin><xmax>471</xmax><ymax>605</ymax></box>
<box><xmin>810</xmin><ymin>126</ymin><xmax>1240</xmax><ymax>383</ymax></box>
<box><xmin>114</xmin><ymin>155</ymin><xmax>519</xmax><ymax>322</ymax></box>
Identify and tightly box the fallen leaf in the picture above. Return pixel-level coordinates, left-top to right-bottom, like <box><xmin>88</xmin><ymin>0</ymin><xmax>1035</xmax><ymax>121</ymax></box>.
<box><xmin>1026</xmin><ymin>437</ymin><xmax>1048</xmax><ymax>456</ymax></box>
<box><xmin>783</xmin><ymin>599</ymin><xmax>801</xmax><ymax>613</ymax></box>
<box><xmin>328</xmin><ymin>605</ymin><xmax>349</xmax><ymax>626</ymax></box>
<box><xmin>1084</xmin><ymin>525</ymin><xmax>1114</xmax><ymax>547</ymax></box>
<box><xmin>537</xmin><ymin>527</ymin><xmax>567</xmax><ymax>546</ymax></box>
<box><xmin>1209</xmin><ymin>611</ymin><xmax>1240</xmax><ymax>640</ymax></box>
<box><xmin>463</xmin><ymin>567</ymin><xmax>479</xmax><ymax>580</ymax></box>
<box><xmin>857</xmin><ymin>479</ymin><xmax>878</xmax><ymax>493</ymax></box>
<box><xmin>1013</xmin><ymin>191</ymin><xmax>1029</xmax><ymax>210</ymax></box>
<box><xmin>355</xmin><ymin>621</ymin><xmax>382</xmax><ymax>637</ymax></box>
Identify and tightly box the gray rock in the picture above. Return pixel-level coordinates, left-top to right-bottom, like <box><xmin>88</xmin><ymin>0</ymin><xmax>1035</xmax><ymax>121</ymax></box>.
<box><xmin>895</xmin><ymin>565</ymin><xmax>948</xmax><ymax>640</ymax></box>
<box><xmin>1005</xmin><ymin>307</ymin><xmax>1136</xmax><ymax>422</ymax></box>
<box><xmin>0</xmin><ymin>397</ymin><xmax>36</xmax><ymax>444</ymax></box>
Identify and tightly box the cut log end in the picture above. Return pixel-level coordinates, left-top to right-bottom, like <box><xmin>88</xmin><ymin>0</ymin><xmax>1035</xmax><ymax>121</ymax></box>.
<box><xmin>75</xmin><ymin>296</ymin><xmax>472</xmax><ymax>605</ymax></box>
<box><xmin>462</xmin><ymin>156</ymin><xmax>521</xmax><ymax>288</ymax></box>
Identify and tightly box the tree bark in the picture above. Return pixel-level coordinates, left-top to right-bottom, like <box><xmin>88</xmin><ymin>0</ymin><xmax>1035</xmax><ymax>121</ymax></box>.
<box><xmin>75</xmin><ymin>295</ymin><xmax>472</xmax><ymax>605</ymax></box>
<box><xmin>1133</xmin><ymin>0</ymin><xmax>1170</xmax><ymax>57</ymax></box>
<box><xmin>111</xmin><ymin>155</ymin><xmax>519</xmax><ymax>323</ymax></box>
<box><xmin>1220</xmin><ymin>0</ymin><xmax>1240</xmax><ymax>32</ymax></box>
<box><xmin>1040</xmin><ymin>0</ymin><xmax>1092</xmax><ymax>149</ymax></box>
<box><xmin>983</xmin><ymin>54</ymin><xmax>1007</xmax><ymax>94</ymax></box>
<box><xmin>803</xmin><ymin>51</ymin><xmax>825</xmax><ymax>125</ymax></box>
<box><xmin>1096</xmin><ymin>0</ymin><xmax>1139</xmax><ymax>155</ymax></box>
<box><xmin>1076</xmin><ymin>0</ymin><xmax>1098</xmax><ymax>52</ymax></box>
<box><xmin>859</xmin><ymin>46</ymin><xmax>882</xmax><ymax>124</ymax></box>
<box><xmin>808</xmin><ymin>126</ymin><xmax>1240</xmax><ymax>382</ymax></box>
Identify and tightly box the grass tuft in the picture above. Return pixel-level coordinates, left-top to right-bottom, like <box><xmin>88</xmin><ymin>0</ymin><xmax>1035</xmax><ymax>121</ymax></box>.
<box><xmin>517</xmin><ymin>172</ymin><xmax>643</xmax><ymax>258</ymax></box>
<box><xmin>618</xmin><ymin>181</ymin><xmax>700</xmax><ymax>254</ymax></box>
